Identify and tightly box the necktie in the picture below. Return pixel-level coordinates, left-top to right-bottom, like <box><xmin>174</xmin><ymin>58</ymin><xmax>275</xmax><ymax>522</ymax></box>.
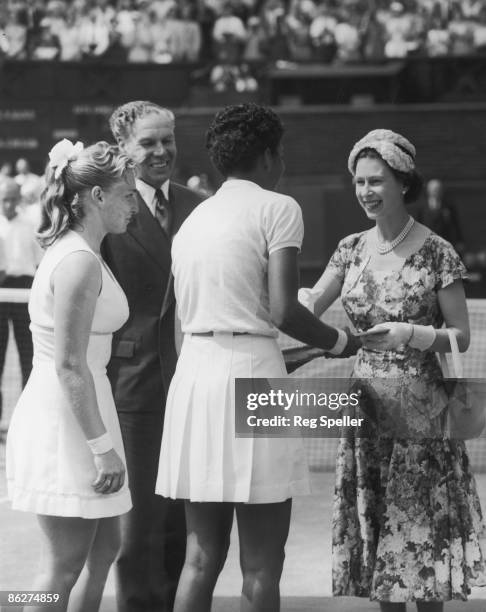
<box><xmin>154</xmin><ymin>188</ymin><xmax>171</xmax><ymax>236</ymax></box>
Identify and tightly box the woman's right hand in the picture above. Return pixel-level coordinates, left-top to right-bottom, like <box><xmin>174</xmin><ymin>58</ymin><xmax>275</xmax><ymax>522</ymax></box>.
<box><xmin>92</xmin><ymin>449</ymin><xmax>126</xmax><ymax>495</ymax></box>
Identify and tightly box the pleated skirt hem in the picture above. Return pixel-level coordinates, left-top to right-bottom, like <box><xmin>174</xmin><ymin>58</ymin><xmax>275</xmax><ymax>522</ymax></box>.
<box><xmin>156</xmin><ymin>333</ymin><xmax>310</xmax><ymax>504</ymax></box>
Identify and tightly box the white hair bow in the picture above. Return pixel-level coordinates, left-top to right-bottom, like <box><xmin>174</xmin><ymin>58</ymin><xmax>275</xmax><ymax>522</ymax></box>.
<box><xmin>48</xmin><ymin>139</ymin><xmax>84</xmax><ymax>179</ymax></box>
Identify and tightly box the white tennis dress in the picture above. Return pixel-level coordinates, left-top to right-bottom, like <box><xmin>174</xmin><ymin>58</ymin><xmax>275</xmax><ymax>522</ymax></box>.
<box><xmin>7</xmin><ymin>230</ymin><xmax>132</xmax><ymax>518</ymax></box>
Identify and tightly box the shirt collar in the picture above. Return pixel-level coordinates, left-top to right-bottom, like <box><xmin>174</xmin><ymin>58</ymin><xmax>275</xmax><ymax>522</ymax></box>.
<box><xmin>220</xmin><ymin>178</ymin><xmax>261</xmax><ymax>190</ymax></box>
<box><xmin>136</xmin><ymin>178</ymin><xmax>170</xmax><ymax>215</ymax></box>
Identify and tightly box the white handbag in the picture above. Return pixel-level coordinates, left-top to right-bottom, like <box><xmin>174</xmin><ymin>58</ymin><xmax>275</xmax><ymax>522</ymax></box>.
<box><xmin>439</xmin><ymin>328</ymin><xmax>486</xmax><ymax>440</ymax></box>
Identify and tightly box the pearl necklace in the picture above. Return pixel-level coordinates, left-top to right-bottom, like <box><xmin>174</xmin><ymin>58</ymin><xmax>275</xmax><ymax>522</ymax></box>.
<box><xmin>377</xmin><ymin>216</ymin><xmax>415</xmax><ymax>254</ymax></box>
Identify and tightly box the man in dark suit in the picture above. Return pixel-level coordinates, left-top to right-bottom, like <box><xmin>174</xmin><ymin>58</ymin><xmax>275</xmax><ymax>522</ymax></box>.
<box><xmin>101</xmin><ymin>101</ymin><xmax>203</xmax><ymax>612</ymax></box>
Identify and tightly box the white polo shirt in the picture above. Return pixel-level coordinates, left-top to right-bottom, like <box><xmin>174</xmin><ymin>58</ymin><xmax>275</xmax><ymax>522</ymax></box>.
<box><xmin>172</xmin><ymin>179</ymin><xmax>303</xmax><ymax>338</ymax></box>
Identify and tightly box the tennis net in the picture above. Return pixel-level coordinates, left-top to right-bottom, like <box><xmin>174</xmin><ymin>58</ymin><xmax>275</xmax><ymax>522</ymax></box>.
<box><xmin>1</xmin><ymin>290</ymin><xmax>485</xmax><ymax>471</ymax></box>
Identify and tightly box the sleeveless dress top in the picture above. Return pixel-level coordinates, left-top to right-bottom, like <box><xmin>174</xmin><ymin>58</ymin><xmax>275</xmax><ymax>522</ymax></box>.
<box><xmin>7</xmin><ymin>230</ymin><xmax>132</xmax><ymax>518</ymax></box>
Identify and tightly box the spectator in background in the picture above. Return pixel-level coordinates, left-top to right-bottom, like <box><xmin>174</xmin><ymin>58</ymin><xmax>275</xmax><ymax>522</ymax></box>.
<box><xmin>243</xmin><ymin>15</ymin><xmax>267</xmax><ymax>61</ymax></box>
<box><xmin>178</xmin><ymin>1</ymin><xmax>202</xmax><ymax>61</ymax></box>
<box><xmin>56</xmin><ymin>5</ymin><xmax>83</xmax><ymax>61</ymax></box>
<box><xmin>260</xmin><ymin>0</ymin><xmax>290</xmax><ymax>61</ymax></box>
<box><xmin>286</xmin><ymin>0</ymin><xmax>314</xmax><ymax>61</ymax></box>
<box><xmin>42</xmin><ymin>0</ymin><xmax>68</xmax><ymax>38</ymax></box>
<box><xmin>78</xmin><ymin>4</ymin><xmax>110</xmax><ymax>58</ymax></box>
<box><xmin>359</xmin><ymin>7</ymin><xmax>386</xmax><ymax>61</ymax></box>
<box><xmin>334</xmin><ymin>8</ymin><xmax>361</xmax><ymax>62</ymax></box>
<box><xmin>150</xmin><ymin>1</ymin><xmax>186</xmax><ymax>63</ymax></box>
<box><xmin>149</xmin><ymin>2</ymin><xmax>174</xmax><ymax>63</ymax></box>
<box><xmin>383</xmin><ymin>1</ymin><xmax>414</xmax><ymax>58</ymax></box>
<box><xmin>92</xmin><ymin>0</ymin><xmax>117</xmax><ymax>27</ymax></box>
<box><xmin>462</xmin><ymin>0</ymin><xmax>485</xmax><ymax>19</ymax></box>
<box><xmin>310</xmin><ymin>3</ymin><xmax>338</xmax><ymax>63</ymax></box>
<box><xmin>425</xmin><ymin>7</ymin><xmax>451</xmax><ymax>55</ymax></box>
<box><xmin>3</xmin><ymin>7</ymin><xmax>28</xmax><ymax>59</ymax></box>
<box><xmin>15</xmin><ymin>158</ymin><xmax>42</xmax><ymax>204</ymax></box>
<box><xmin>473</xmin><ymin>5</ymin><xmax>486</xmax><ymax>52</ymax></box>
<box><xmin>30</xmin><ymin>17</ymin><xmax>61</xmax><ymax>60</ymax></box>
<box><xmin>115</xmin><ymin>0</ymin><xmax>138</xmax><ymax>49</ymax></box>
<box><xmin>213</xmin><ymin>1</ymin><xmax>247</xmax><ymax>62</ymax></box>
<box><xmin>417</xmin><ymin>178</ymin><xmax>465</xmax><ymax>254</ymax></box>
<box><xmin>0</xmin><ymin>178</ymin><xmax>42</xmax><ymax>427</ymax></box>
<box><xmin>15</xmin><ymin>158</ymin><xmax>43</xmax><ymax>228</ymax></box>
<box><xmin>448</xmin><ymin>3</ymin><xmax>475</xmax><ymax>54</ymax></box>
<box><xmin>0</xmin><ymin>162</ymin><xmax>14</xmax><ymax>180</ymax></box>
<box><xmin>125</xmin><ymin>9</ymin><xmax>153</xmax><ymax>62</ymax></box>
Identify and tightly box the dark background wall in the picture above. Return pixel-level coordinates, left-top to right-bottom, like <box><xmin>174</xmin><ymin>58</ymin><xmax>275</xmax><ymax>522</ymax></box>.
<box><xmin>1</xmin><ymin>63</ymin><xmax>485</xmax><ymax>289</ymax></box>
<box><xmin>176</xmin><ymin>105</ymin><xmax>486</xmax><ymax>276</ymax></box>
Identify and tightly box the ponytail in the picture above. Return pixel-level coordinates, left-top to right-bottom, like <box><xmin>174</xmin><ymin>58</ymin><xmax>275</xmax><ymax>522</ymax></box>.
<box><xmin>37</xmin><ymin>140</ymin><xmax>131</xmax><ymax>248</ymax></box>
<box><xmin>37</xmin><ymin>167</ymin><xmax>84</xmax><ymax>248</ymax></box>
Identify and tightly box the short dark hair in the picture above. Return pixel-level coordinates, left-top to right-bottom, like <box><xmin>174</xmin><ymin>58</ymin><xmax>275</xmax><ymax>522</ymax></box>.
<box><xmin>205</xmin><ymin>103</ymin><xmax>284</xmax><ymax>176</ymax></box>
<box><xmin>354</xmin><ymin>148</ymin><xmax>423</xmax><ymax>204</ymax></box>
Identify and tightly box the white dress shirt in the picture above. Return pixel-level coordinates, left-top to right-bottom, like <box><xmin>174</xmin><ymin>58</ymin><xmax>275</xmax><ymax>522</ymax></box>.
<box><xmin>0</xmin><ymin>212</ymin><xmax>43</xmax><ymax>277</ymax></box>
<box><xmin>136</xmin><ymin>178</ymin><xmax>170</xmax><ymax>215</ymax></box>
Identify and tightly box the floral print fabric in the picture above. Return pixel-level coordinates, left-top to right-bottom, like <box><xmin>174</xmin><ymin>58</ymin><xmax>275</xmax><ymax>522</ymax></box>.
<box><xmin>328</xmin><ymin>230</ymin><xmax>486</xmax><ymax>601</ymax></box>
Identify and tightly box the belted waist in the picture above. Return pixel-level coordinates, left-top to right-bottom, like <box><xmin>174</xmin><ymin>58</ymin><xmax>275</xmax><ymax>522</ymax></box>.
<box><xmin>190</xmin><ymin>331</ymin><xmax>249</xmax><ymax>337</ymax></box>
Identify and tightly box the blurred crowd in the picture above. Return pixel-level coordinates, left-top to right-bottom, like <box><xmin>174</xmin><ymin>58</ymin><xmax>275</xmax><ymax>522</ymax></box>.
<box><xmin>1</xmin><ymin>0</ymin><xmax>486</xmax><ymax>67</ymax></box>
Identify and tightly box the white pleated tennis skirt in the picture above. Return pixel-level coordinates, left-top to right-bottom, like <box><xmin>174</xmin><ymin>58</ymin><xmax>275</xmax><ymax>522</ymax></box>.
<box><xmin>155</xmin><ymin>333</ymin><xmax>310</xmax><ymax>503</ymax></box>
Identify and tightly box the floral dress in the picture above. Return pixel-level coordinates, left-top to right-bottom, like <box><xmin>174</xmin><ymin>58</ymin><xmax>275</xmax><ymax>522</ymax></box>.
<box><xmin>327</xmin><ymin>229</ymin><xmax>486</xmax><ymax>602</ymax></box>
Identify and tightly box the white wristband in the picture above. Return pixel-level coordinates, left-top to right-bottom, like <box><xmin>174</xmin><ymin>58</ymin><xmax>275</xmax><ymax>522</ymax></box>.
<box><xmin>87</xmin><ymin>432</ymin><xmax>113</xmax><ymax>455</ymax></box>
<box><xmin>328</xmin><ymin>328</ymin><xmax>348</xmax><ymax>355</ymax></box>
<box><xmin>408</xmin><ymin>325</ymin><xmax>436</xmax><ymax>351</ymax></box>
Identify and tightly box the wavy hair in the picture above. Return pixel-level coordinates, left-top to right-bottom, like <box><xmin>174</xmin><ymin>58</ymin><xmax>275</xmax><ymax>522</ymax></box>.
<box><xmin>205</xmin><ymin>103</ymin><xmax>284</xmax><ymax>176</ymax></box>
<box><xmin>109</xmin><ymin>100</ymin><xmax>175</xmax><ymax>143</ymax></box>
<box><xmin>38</xmin><ymin>141</ymin><xmax>132</xmax><ymax>247</ymax></box>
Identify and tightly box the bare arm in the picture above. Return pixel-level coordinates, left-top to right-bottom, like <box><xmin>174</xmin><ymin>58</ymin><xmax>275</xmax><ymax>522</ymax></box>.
<box><xmin>53</xmin><ymin>251</ymin><xmax>125</xmax><ymax>493</ymax></box>
<box><xmin>53</xmin><ymin>251</ymin><xmax>105</xmax><ymax>438</ymax></box>
<box><xmin>308</xmin><ymin>269</ymin><xmax>343</xmax><ymax>318</ymax></box>
<box><xmin>268</xmin><ymin>247</ymin><xmax>358</xmax><ymax>354</ymax></box>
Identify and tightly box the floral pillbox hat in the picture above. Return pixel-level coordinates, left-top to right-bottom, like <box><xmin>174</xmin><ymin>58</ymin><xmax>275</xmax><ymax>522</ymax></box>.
<box><xmin>348</xmin><ymin>129</ymin><xmax>416</xmax><ymax>175</ymax></box>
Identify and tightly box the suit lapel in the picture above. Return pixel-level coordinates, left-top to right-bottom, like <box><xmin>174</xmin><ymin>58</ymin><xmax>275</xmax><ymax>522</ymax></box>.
<box><xmin>127</xmin><ymin>191</ymin><xmax>171</xmax><ymax>274</ymax></box>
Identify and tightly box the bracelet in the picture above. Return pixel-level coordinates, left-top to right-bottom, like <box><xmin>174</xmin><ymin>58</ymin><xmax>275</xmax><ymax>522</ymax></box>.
<box><xmin>408</xmin><ymin>325</ymin><xmax>436</xmax><ymax>351</ymax></box>
<box><xmin>86</xmin><ymin>432</ymin><xmax>113</xmax><ymax>455</ymax></box>
<box><xmin>404</xmin><ymin>324</ymin><xmax>414</xmax><ymax>346</ymax></box>
<box><xmin>327</xmin><ymin>328</ymin><xmax>348</xmax><ymax>355</ymax></box>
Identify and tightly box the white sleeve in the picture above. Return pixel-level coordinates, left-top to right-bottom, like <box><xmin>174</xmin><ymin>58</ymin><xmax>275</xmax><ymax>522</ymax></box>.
<box><xmin>264</xmin><ymin>196</ymin><xmax>304</xmax><ymax>255</ymax></box>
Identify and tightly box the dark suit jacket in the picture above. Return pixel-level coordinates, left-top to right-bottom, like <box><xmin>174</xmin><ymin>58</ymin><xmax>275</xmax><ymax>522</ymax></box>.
<box><xmin>101</xmin><ymin>182</ymin><xmax>203</xmax><ymax>414</ymax></box>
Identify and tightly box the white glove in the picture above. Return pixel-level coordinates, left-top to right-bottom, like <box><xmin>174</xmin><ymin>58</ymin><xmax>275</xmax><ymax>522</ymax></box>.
<box><xmin>360</xmin><ymin>322</ymin><xmax>413</xmax><ymax>351</ymax></box>
<box><xmin>361</xmin><ymin>323</ymin><xmax>436</xmax><ymax>351</ymax></box>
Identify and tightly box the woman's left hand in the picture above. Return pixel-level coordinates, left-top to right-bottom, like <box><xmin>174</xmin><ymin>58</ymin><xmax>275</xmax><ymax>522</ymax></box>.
<box><xmin>360</xmin><ymin>322</ymin><xmax>413</xmax><ymax>351</ymax></box>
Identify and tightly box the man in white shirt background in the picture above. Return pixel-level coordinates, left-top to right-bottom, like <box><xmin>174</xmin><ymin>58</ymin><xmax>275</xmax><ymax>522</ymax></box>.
<box><xmin>14</xmin><ymin>158</ymin><xmax>44</xmax><ymax>229</ymax></box>
<box><xmin>0</xmin><ymin>178</ymin><xmax>42</xmax><ymax>428</ymax></box>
